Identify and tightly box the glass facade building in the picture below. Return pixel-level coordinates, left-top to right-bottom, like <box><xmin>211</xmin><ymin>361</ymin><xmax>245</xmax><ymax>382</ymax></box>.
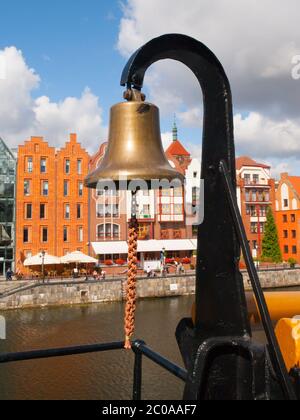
<box><xmin>0</xmin><ymin>138</ymin><xmax>16</xmax><ymax>276</ymax></box>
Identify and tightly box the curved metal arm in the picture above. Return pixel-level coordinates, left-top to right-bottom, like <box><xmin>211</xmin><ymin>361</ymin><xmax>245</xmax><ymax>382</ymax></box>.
<box><xmin>120</xmin><ymin>33</ymin><xmax>296</xmax><ymax>400</ymax></box>
<box><xmin>121</xmin><ymin>34</ymin><xmax>249</xmax><ymax>336</ymax></box>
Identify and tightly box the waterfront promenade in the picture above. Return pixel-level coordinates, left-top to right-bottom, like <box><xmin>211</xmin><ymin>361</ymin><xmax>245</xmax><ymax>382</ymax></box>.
<box><xmin>0</xmin><ymin>268</ymin><xmax>299</xmax><ymax>311</ymax></box>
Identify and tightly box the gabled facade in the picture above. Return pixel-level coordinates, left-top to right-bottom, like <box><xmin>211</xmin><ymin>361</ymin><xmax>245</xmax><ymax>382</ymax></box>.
<box><xmin>236</xmin><ymin>156</ymin><xmax>276</xmax><ymax>258</ymax></box>
<box><xmin>16</xmin><ymin>134</ymin><xmax>90</xmax><ymax>273</ymax></box>
<box><xmin>275</xmin><ymin>173</ymin><xmax>300</xmax><ymax>262</ymax></box>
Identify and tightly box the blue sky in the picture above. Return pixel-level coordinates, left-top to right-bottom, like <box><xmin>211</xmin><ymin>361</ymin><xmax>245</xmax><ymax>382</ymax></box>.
<box><xmin>0</xmin><ymin>0</ymin><xmax>300</xmax><ymax>176</ymax></box>
<box><xmin>0</xmin><ymin>1</ymin><xmax>124</xmax><ymax>121</ymax></box>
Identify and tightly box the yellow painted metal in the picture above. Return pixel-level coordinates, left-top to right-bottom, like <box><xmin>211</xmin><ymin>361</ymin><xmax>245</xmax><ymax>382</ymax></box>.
<box><xmin>191</xmin><ymin>291</ymin><xmax>300</xmax><ymax>325</ymax></box>
<box><xmin>275</xmin><ymin>318</ymin><xmax>300</xmax><ymax>371</ymax></box>
<box><xmin>246</xmin><ymin>291</ymin><xmax>300</xmax><ymax>324</ymax></box>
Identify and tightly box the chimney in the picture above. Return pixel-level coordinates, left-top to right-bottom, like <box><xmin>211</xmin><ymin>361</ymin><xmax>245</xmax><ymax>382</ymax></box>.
<box><xmin>280</xmin><ymin>172</ymin><xmax>289</xmax><ymax>179</ymax></box>
<box><xmin>70</xmin><ymin>133</ymin><xmax>77</xmax><ymax>143</ymax></box>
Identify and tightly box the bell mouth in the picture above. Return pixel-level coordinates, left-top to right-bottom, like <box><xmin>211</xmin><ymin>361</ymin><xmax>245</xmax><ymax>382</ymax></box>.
<box><xmin>84</xmin><ymin>168</ymin><xmax>185</xmax><ymax>190</ymax></box>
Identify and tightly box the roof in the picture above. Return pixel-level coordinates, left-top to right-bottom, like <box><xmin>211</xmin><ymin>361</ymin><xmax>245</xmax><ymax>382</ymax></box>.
<box><xmin>236</xmin><ymin>156</ymin><xmax>270</xmax><ymax>170</ymax></box>
<box><xmin>165</xmin><ymin>140</ymin><xmax>191</xmax><ymax>157</ymax></box>
<box><xmin>286</xmin><ymin>176</ymin><xmax>300</xmax><ymax>198</ymax></box>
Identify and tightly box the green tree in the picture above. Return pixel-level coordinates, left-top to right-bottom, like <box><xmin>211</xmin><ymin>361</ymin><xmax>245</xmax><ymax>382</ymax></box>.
<box><xmin>261</xmin><ymin>207</ymin><xmax>282</xmax><ymax>263</ymax></box>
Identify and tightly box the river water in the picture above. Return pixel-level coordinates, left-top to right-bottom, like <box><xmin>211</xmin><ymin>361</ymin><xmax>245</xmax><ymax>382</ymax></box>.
<box><xmin>0</xmin><ymin>295</ymin><xmax>267</xmax><ymax>400</ymax></box>
<box><xmin>0</xmin><ymin>296</ymin><xmax>196</xmax><ymax>400</ymax></box>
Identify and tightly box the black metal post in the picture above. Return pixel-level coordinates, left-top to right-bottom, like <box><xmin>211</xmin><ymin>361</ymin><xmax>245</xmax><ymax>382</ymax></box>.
<box><xmin>120</xmin><ymin>33</ymin><xmax>297</xmax><ymax>400</ymax></box>
<box><xmin>132</xmin><ymin>343</ymin><xmax>143</xmax><ymax>401</ymax></box>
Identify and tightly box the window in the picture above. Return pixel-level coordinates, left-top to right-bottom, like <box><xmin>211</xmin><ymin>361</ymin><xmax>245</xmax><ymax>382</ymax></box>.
<box><xmin>245</xmin><ymin>191</ymin><xmax>250</xmax><ymax>202</ymax></box>
<box><xmin>40</xmin><ymin>204</ymin><xmax>46</xmax><ymax>219</ymax></box>
<box><xmin>253</xmin><ymin>174</ymin><xmax>259</xmax><ymax>184</ymax></box>
<box><xmin>65</xmin><ymin>159</ymin><xmax>70</xmax><ymax>174</ymax></box>
<box><xmin>77</xmin><ymin>204</ymin><xmax>82</xmax><ymax>219</ymax></box>
<box><xmin>291</xmin><ymin>214</ymin><xmax>296</xmax><ymax>223</ymax></box>
<box><xmin>97</xmin><ymin>204</ymin><xmax>104</xmax><ymax>218</ymax></box>
<box><xmin>65</xmin><ymin>204</ymin><xmax>70</xmax><ymax>219</ymax></box>
<box><xmin>78</xmin><ymin>226</ymin><xmax>83</xmax><ymax>242</ymax></box>
<box><xmin>283</xmin><ymin>215</ymin><xmax>288</xmax><ymax>223</ymax></box>
<box><xmin>97</xmin><ymin>224</ymin><xmax>119</xmax><ymax>239</ymax></box>
<box><xmin>284</xmin><ymin>199</ymin><xmax>289</xmax><ymax>208</ymax></box>
<box><xmin>40</xmin><ymin>158</ymin><xmax>47</xmax><ymax>173</ymax></box>
<box><xmin>174</xmin><ymin>204</ymin><xmax>183</xmax><ymax>215</ymax></box>
<box><xmin>26</xmin><ymin>157</ymin><xmax>33</xmax><ymax>173</ymax></box>
<box><xmin>252</xmin><ymin>240</ymin><xmax>258</xmax><ymax>250</ymax></box>
<box><xmin>77</xmin><ymin>159</ymin><xmax>82</xmax><ymax>175</ymax></box>
<box><xmin>251</xmin><ymin>189</ymin><xmax>257</xmax><ymax>202</ymax></box>
<box><xmin>112</xmin><ymin>204</ymin><xmax>119</xmax><ymax>218</ymax></box>
<box><xmin>264</xmin><ymin>191</ymin><xmax>270</xmax><ymax>202</ymax></box>
<box><xmin>162</xmin><ymin>204</ymin><xmax>171</xmax><ymax>215</ymax></box>
<box><xmin>23</xmin><ymin>227</ymin><xmax>29</xmax><ymax>243</ymax></box>
<box><xmin>161</xmin><ymin>188</ymin><xmax>171</xmax><ymax>197</ymax></box>
<box><xmin>42</xmin><ymin>181</ymin><xmax>48</xmax><ymax>196</ymax></box>
<box><xmin>42</xmin><ymin>227</ymin><xmax>48</xmax><ymax>243</ymax></box>
<box><xmin>97</xmin><ymin>224</ymin><xmax>104</xmax><ymax>238</ymax></box>
<box><xmin>284</xmin><ymin>245</ymin><xmax>289</xmax><ymax>254</ymax></box>
<box><xmin>25</xmin><ymin>203</ymin><xmax>32</xmax><ymax>219</ymax></box>
<box><xmin>192</xmin><ymin>187</ymin><xmax>199</xmax><ymax>203</ymax></box>
<box><xmin>113</xmin><ymin>224</ymin><xmax>119</xmax><ymax>239</ymax></box>
<box><xmin>173</xmin><ymin>187</ymin><xmax>183</xmax><ymax>197</ymax></box>
<box><xmin>292</xmin><ymin>230</ymin><xmax>297</xmax><ymax>239</ymax></box>
<box><xmin>292</xmin><ymin>246</ymin><xmax>297</xmax><ymax>255</ymax></box>
<box><xmin>244</xmin><ymin>174</ymin><xmax>251</xmax><ymax>185</ymax></box>
<box><xmin>193</xmin><ymin>172</ymin><xmax>198</xmax><ymax>179</ymax></box>
<box><xmin>64</xmin><ymin>180</ymin><xmax>69</xmax><ymax>196</ymax></box>
<box><xmin>24</xmin><ymin>180</ymin><xmax>31</xmax><ymax>196</ymax></box>
<box><xmin>63</xmin><ymin>227</ymin><xmax>68</xmax><ymax>242</ymax></box>
<box><xmin>283</xmin><ymin>230</ymin><xmax>288</xmax><ymax>239</ymax></box>
<box><xmin>260</xmin><ymin>206</ymin><xmax>267</xmax><ymax>217</ymax></box>
<box><xmin>143</xmin><ymin>205</ymin><xmax>150</xmax><ymax>217</ymax></box>
<box><xmin>251</xmin><ymin>223</ymin><xmax>257</xmax><ymax>234</ymax></box>
<box><xmin>78</xmin><ymin>182</ymin><xmax>83</xmax><ymax>197</ymax></box>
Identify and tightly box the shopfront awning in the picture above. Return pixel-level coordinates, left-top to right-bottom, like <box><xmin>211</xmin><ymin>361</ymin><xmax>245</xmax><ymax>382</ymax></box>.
<box><xmin>92</xmin><ymin>239</ymin><xmax>197</xmax><ymax>255</ymax></box>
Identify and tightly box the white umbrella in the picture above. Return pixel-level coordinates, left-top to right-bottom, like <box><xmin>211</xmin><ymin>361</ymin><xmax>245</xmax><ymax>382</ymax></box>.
<box><xmin>24</xmin><ymin>253</ymin><xmax>61</xmax><ymax>267</ymax></box>
<box><xmin>60</xmin><ymin>251</ymin><xmax>97</xmax><ymax>265</ymax></box>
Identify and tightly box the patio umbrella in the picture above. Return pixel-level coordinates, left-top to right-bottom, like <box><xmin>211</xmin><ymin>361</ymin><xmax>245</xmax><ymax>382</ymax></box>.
<box><xmin>24</xmin><ymin>253</ymin><xmax>61</xmax><ymax>267</ymax></box>
<box><xmin>60</xmin><ymin>251</ymin><xmax>97</xmax><ymax>265</ymax></box>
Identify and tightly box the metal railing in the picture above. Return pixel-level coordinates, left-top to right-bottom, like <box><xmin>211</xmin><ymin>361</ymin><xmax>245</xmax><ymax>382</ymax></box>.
<box><xmin>0</xmin><ymin>340</ymin><xmax>187</xmax><ymax>400</ymax></box>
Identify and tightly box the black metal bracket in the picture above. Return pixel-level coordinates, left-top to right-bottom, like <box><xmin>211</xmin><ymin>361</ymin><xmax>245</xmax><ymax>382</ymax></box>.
<box><xmin>121</xmin><ymin>34</ymin><xmax>297</xmax><ymax>400</ymax></box>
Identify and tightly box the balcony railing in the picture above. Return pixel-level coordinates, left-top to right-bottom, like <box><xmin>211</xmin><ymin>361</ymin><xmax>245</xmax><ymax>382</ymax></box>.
<box><xmin>0</xmin><ymin>340</ymin><xmax>187</xmax><ymax>401</ymax></box>
<box><xmin>244</xmin><ymin>180</ymin><xmax>269</xmax><ymax>186</ymax></box>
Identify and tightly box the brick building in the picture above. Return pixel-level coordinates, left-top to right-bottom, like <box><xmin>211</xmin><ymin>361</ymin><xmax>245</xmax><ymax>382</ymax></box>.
<box><xmin>16</xmin><ymin>134</ymin><xmax>90</xmax><ymax>272</ymax></box>
<box><xmin>275</xmin><ymin>173</ymin><xmax>300</xmax><ymax>262</ymax></box>
<box><xmin>88</xmin><ymin>123</ymin><xmax>196</xmax><ymax>265</ymax></box>
<box><xmin>236</xmin><ymin>156</ymin><xmax>276</xmax><ymax>259</ymax></box>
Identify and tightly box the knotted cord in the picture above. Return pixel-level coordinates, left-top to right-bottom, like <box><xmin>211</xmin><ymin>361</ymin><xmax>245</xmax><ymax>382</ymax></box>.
<box><xmin>124</xmin><ymin>191</ymin><xmax>139</xmax><ymax>349</ymax></box>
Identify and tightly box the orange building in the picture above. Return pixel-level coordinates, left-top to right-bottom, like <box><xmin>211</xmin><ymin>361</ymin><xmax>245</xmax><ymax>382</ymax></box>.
<box><xmin>236</xmin><ymin>156</ymin><xmax>276</xmax><ymax>259</ymax></box>
<box><xmin>16</xmin><ymin>134</ymin><xmax>90</xmax><ymax>272</ymax></box>
<box><xmin>275</xmin><ymin>173</ymin><xmax>300</xmax><ymax>262</ymax></box>
<box><xmin>88</xmin><ymin>142</ymin><xmax>128</xmax><ymax>259</ymax></box>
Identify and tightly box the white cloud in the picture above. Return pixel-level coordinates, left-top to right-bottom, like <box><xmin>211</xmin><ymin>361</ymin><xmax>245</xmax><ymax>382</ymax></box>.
<box><xmin>161</xmin><ymin>131</ymin><xmax>172</xmax><ymax>150</ymax></box>
<box><xmin>118</xmin><ymin>0</ymin><xmax>300</xmax><ymax>168</ymax></box>
<box><xmin>0</xmin><ymin>46</ymin><xmax>107</xmax><ymax>151</ymax></box>
<box><xmin>234</xmin><ymin>113</ymin><xmax>300</xmax><ymax>158</ymax></box>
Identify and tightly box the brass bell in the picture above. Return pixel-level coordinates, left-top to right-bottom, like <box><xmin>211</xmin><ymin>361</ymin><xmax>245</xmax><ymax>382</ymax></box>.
<box><xmin>85</xmin><ymin>90</ymin><xmax>184</xmax><ymax>189</ymax></box>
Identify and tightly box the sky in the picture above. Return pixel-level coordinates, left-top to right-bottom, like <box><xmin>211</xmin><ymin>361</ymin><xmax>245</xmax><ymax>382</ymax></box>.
<box><xmin>0</xmin><ymin>0</ymin><xmax>300</xmax><ymax>178</ymax></box>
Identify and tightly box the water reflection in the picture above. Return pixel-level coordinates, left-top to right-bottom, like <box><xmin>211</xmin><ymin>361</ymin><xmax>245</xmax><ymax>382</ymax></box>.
<box><xmin>0</xmin><ymin>296</ymin><xmax>267</xmax><ymax>400</ymax></box>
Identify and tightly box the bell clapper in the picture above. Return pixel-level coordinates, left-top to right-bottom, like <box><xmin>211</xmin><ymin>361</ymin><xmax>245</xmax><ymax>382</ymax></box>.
<box><xmin>124</xmin><ymin>190</ymin><xmax>139</xmax><ymax>349</ymax></box>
